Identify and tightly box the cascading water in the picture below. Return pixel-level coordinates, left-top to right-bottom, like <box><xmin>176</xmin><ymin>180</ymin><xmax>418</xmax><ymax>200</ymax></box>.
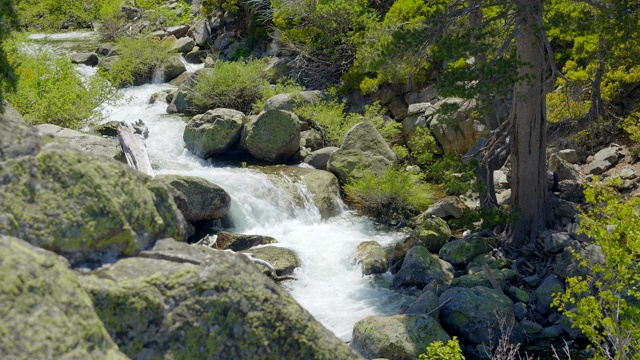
<box><xmin>28</xmin><ymin>31</ymin><xmax>416</xmax><ymax>341</ymax></box>
<box><xmin>100</xmin><ymin>84</ymin><xmax>415</xmax><ymax>340</ymax></box>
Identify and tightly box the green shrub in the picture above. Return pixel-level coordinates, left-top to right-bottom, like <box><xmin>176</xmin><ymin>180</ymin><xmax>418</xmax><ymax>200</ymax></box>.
<box><xmin>345</xmin><ymin>167</ymin><xmax>432</xmax><ymax>225</ymax></box>
<box><xmin>553</xmin><ymin>179</ymin><xmax>640</xmax><ymax>359</ymax></box>
<box><xmin>6</xmin><ymin>45</ymin><xmax>118</xmax><ymax>129</ymax></box>
<box><xmin>100</xmin><ymin>36</ymin><xmax>172</xmax><ymax>88</ymax></box>
<box><xmin>202</xmin><ymin>0</ymin><xmax>239</xmax><ymax>14</ymax></box>
<box><xmin>193</xmin><ymin>58</ymin><xmax>272</xmax><ymax>114</ymax></box>
<box><xmin>418</xmin><ymin>336</ymin><xmax>465</xmax><ymax>360</ymax></box>
<box><xmin>426</xmin><ymin>154</ymin><xmax>479</xmax><ymax>196</ymax></box>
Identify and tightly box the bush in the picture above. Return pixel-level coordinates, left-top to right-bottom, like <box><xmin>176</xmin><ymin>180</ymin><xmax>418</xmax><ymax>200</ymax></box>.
<box><xmin>419</xmin><ymin>336</ymin><xmax>465</xmax><ymax>360</ymax></box>
<box><xmin>345</xmin><ymin>167</ymin><xmax>432</xmax><ymax>225</ymax></box>
<box><xmin>426</xmin><ymin>154</ymin><xmax>479</xmax><ymax>197</ymax></box>
<box><xmin>193</xmin><ymin>58</ymin><xmax>272</xmax><ymax>114</ymax></box>
<box><xmin>553</xmin><ymin>179</ymin><xmax>640</xmax><ymax>359</ymax></box>
<box><xmin>100</xmin><ymin>36</ymin><xmax>172</xmax><ymax>88</ymax></box>
<box><xmin>6</xmin><ymin>43</ymin><xmax>118</xmax><ymax>129</ymax></box>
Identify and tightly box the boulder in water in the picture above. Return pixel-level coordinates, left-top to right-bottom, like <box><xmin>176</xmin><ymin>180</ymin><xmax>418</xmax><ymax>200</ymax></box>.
<box><xmin>354</xmin><ymin>241</ymin><xmax>388</xmax><ymax>275</ymax></box>
<box><xmin>327</xmin><ymin>121</ymin><xmax>396</xmax><ymax>184</ymax></box>
<box><xmin>154</xmin><ymin>174</ymin><xmax>231</xmax><ymax>221</ymax></box>
<box><xmin>391</xmin><ymin>246</ymin><xmax>454</xmax><ymax>289</ymax></box>
<box><xmin>162</xmin><ymin>54</ymin><xmax>187</xmax><ymax>82</ymax></box>
<box><xmin>351</xmin><ymin>314</ymin><xmax>450</xmax><ymax>360</ymax></box>
<box><xmin>0</xmin><ymin>235</ymin><xmax>127</xmax><ymax>359</ymax></box>
<box><xmin>241</xmin><ymin>110</ymin><xmax>301</xmax><ymax>163</ymax></box>
<box><xmin>214</xmin><ymin>231</ymin><xmax>277</xmax><ymax>251</ymax></box>
<box><xmin>70</xmin><ymin>52</ymin><xmax>99</xmax><ymax>67</ymax></box>
<box><xmin>183</xmin><ymin>108</ymin><xmax>247</xmax><ymax>158</ymax></box>
<box><xmin>242</xmin><ymin>245</ymin><xmax>300</xmax><ymax>276</ymax></box>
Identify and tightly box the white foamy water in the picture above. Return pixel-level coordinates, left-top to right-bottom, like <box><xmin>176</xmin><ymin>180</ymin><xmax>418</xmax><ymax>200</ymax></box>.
<box><xmin>98</xmin><ymin>81</ymin><xmax>414</xmax><ymax>341</ymax></box>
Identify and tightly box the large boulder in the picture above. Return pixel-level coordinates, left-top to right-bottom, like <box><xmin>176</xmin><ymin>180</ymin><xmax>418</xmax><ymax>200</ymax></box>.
<box><xmin>241</xmin><ymin>110</ymin><xmax>301</xmax><ymax>163</ymax></box>
<box><xmin>169</xmin><ymin>36</ymin><xmax>195</xmax><ymax>53</ymax></box>
<box><xmin>0</xmin><ymin>236</ymin><xmax>126</xmax><ymax>359</ymax></box>
<box><xmin>354</xmin><ymin>241</ymin><xmax>388</xmax><ymax>275</ymax></box>
<box><xmin>391</xmin><ymin>246</ymin><xmax>454</xmax><ymax>289</ymax></box>
<box><xmin>0</xmin><ymin>102</ymin><xmax>41</xmax><ymax>160</ymax></box>
<box><xmin>423</xmin><ymin>196</ymin><xmax>469</xmax><ymax>219</ymax></box>
<box><xmin>154</xmin><ymin>174</ymin><xmax>231</xmax><ymax>221</ymax></box>
<box><xmin>427</xmin><ymin>98</ymin><xmax>489</xmax><ymax>154</ymax></box>
<box><xmin>36</xmin><ymin>124</ymin><xmax>125</xmax><ymax>162</ymax></box>
<box><xmin>534</xmin><ymin>274</ymin><xmax>565</xmax><ymax>316</ymax></box>
<box><xmin>162</xmin><ymin>54</ymin><xmax>187</xmax><ymax>82</ymax></box>
<box><xmin>411</xmin><ymin>215</ymin><xmax>452</xmax><ymax>252</ymax></box>
<box><xmin>439</xmin><ymin>286</ymin><xmax>521</xmax><ymax>346</ymax></box>
<box><xmin>183</xmin><ymin>108</ymin><xmax>247</xmax><ymax>159</ymax></box>
<box><xmin>327</xmin><ymin>121</ymin><xmax>396</xmax><ymax>184</ymax></box>
<box><xmin>71</xmin><ymin>52</ymin><xmax>99</xmax><ymax>66</ymax></box>
<box><xmin>263</xmin><ymin>90</ymin><xmax>325</xmax><ymax>112</ymax></box>
<box><xmin>79</xmin><ymin>243</ymin><xmax>356</xmax><ymax>359</ymax></box>
<box><xmin>304</xmin><ymin>146</ymin><xmax>339</xmax><ymax>170</ymax></box>
<box><xmin>351</xmin><ymin>314</ymin><xmax>450</xmax><ymax>360</ymax></box>
<box><xmin>587</xmin><ymin>146</ymin><xmax>620</xmax><ymax>175</ymax></box>
<box><xmin>0</xmin><ymin>142</ymin><xmax>188</xmax><ymax>265</ymax></box>
<box><xmin>190</xmin><ymin>18</ymin><xmax>211</xmax><ymax>46</ymax></box>
<box><xmin>438</xmin><ymin>236</ymin><xmax>497</xmax><ymax>267</ymax></box>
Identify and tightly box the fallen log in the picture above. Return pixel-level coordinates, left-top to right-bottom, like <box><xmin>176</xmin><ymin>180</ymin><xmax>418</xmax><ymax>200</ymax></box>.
<box><xmin>117</xmin><ymin>120</ymin><xmax>154</xmax><ymax>177</ymax></box>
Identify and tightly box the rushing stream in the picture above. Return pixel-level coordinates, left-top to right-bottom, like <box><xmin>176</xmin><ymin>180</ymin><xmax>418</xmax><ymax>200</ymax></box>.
<box><xmin>24</xmin><ymin>31</ymin><xmax>415</xmax><ymax>341</ymax></box>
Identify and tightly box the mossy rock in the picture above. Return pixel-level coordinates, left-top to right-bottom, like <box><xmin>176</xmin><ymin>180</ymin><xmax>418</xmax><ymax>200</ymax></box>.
<box><xmin>79</xmin><ymin>249</ymin><xmax>359</xmax><ymax>359</ymax></box>
<box><xmin>154</xmin><ymin>174</ymin><xmax>231</xmax><ymax>221</ymax></box>
<box><xmin>327</xmin><ymin>121</ymin><xmax>396</xmax><ymax>184</ymax></box>
<box><xmin>215</xmin><ymin>231</ymin><xmax>277</xmax><ymax>251</ymax></box>
<box><xmin>354</xmin><ymin>241</ymin><xmax>388</xmax><ymax>275</ymax></box>
<box><xmin>351</xmin><ymin>314</ymin><xmax>450</xmax><ymax>360</ymax></box>
<box><xmin>36</xmin><ymin>124</ymin><xmax>125</xmax><ymax>163</ymax></box>
<box><xmin>391</xmin><ymin>246</ymin><xmax>454</xmax><ymax>289</ymax></box>
<box><xmin>438</xmin><ymin>236</ymin><xmax>497</xmax><ymax>267</ymax></box>
<box><xmin>411</xmin><ymin>215</ymin><xmax>451</xmax><ymax>252</ymax></box>
<box><xmin>0</xmin><ymin>102</ymin><xmax>42</xmax><ymax>161</ymax></box>
<box><xmin>0</xmin><ymin>143</ymin><xmax>188</xmax><ymax>265</ymax></box>
<box><xmin>183</xmin><ymin>108</ymin><xmax>247</xmax><ymax>159</ymax></box>
<box><xmin>451</xmin><ymin>268</ymin><xmax>519</xmax><ymax>290</ymax></box>
<box><xmin>0</xmin><ymin>235</ymin><xmax>127</xmax><ymax>359</ymax></box>
<box><xmin>242</xmin><ymin>245</ymin><xmax>300</xmax><ymax>276</ymax></box>
<box><xmin>241</xmin><ymin>109</ymin><xmax>301</xmax><ymax>163</ymax></box>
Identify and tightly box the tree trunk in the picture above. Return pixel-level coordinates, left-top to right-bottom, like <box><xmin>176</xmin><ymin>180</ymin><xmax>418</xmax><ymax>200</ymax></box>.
<box><xmin>507</xmin><ymin>0</ymin><xmax>549</xmax><ymax>248</ymax></box>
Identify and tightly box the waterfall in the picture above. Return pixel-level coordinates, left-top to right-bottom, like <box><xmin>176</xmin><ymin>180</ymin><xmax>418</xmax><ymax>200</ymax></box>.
<box><xmin>151</xmin><ymin>67</ymin><xmax>165</xmax><ymax>85</ymax></box>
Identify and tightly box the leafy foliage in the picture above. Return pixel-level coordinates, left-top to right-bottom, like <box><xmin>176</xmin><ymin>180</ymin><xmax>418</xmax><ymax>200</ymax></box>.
<box><xmin>426</xmin><ymin>154</ymin><xmax>479</xmax><ymax>197</ymax></box>
<box><xmin>418</xmin><ymin>336</ymin><xmax>465</xmax><ymax>360</ymax></box>
<box><xmin>553</xmin><ymin>180</ymin><xmax>640</xmax><ymax>359</ymax></box>
<box><xmin>345</xmin><ymin>167</ymin><xmax>432</xmax><ymax>225</ymax></box>
<box><xmin>193</xmin><ymin>58</ymin><xmax>272</xmax><ymax>114</ymax></box>
<box><xmin>6</xmin><ymin>42</ymin><xmax>118</xmax><ymax>129</ymax></box>
<box><xmin>0</xmin><ymin>0</ymin><xmax>19</xmax><ymax>113</ymax></box>
<box><xmin>100</xmin><ymin>36</ymin><xmax>172</xmax><ymax>88</ymax></box>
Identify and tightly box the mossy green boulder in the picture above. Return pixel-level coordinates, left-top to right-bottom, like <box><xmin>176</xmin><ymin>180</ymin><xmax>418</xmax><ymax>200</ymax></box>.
<box><xmin>351</xmin><ymin>314</ymin><xmax>450</xmax><ymax>360</ymax></box>
<box><xmin>79</xmin><ymin>242</ymin><xmax>360</xmax><ymax>359</ymax></box>
<box><xmin>241</xmin><ymin>109</ymin><xmax>301</xmax><ymax>163</ymax></box>
<box><xmin>391</xmin><ymin>246</ymin><xmax>454</xmax><ymax>289</ymax></box>
<box><xmin>411</xmin><ymin>215</ymin><xmax>451</xmax><ymax>252</ymax></box>
<box><xmin>438</xmin><ymin>236</ymin><xmax>497</xmax><ymax>267</ymax></box>
<box><xmin>215</xmin><ymin>231</ymin><xmax>277</xmax><ymax>251</ymax></box>
<box><xmin>354</xmin><ymin>241</ymin><xmax>388</xmax><ymax>275</ymax></box>
<box><xmin>242</xmin><ymin>245</ymin><xmax>301</xmax><ymax>276</ymax></box>
<box><xmin>183</xmin><ymin>108</ymin><xmax>247</xmax><ymax>159</ymax></box>
<box><xmin>0</xmin><ymin>102</ymin><xmax>42</xmax><ymax>161</ymax></box>
<box><xmin>0</xmin><ymin>235</ymin><xmax>127</xmax><ymax>359</ymax></box>
<box><xmin>154</xmin><ymin>174</ymin><xmax>231</xmax><ymax>221</ymax></box>
<box><xmin>327</xmin><ymin>121</ymin><xmax>396</xmax><ymax>184</ymax></box>
<box><xmin>0</xmin><ymin>142</ymin><xmax>188</xmax><ymax>264</ymax></box>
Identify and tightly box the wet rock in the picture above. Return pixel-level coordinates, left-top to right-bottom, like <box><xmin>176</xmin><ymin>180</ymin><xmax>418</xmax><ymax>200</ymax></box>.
<box><xmin>0</xmin><ymin>236</ymin><xmax>127</xmax><ymax>359</ymax></box>
<box><xmin>327</xmin><ymin>121</ymin><xmax>396</xmax><ymax>184</ymax></box>
<box><xmin>154</xmin><ymin>174</ymin><xmax>231</xmax><ymax>221</ymax></box>
<box><xmin>183</xmin><ymin>108</ymin><xmax>247</xmax><ymax>158</ymax></box>
<box><xmin>241</xmin><ymin>110</ymin><xmax>301</xmax><ymax>163</ymax></box>
<box><xmin>214</xmin><ymin>231</ymin><xmax>277</xmax><ymax>251</ymax></box>
<box><xmin>439</xmin><ymin>286</ymin><xmax>521</xmax><ymax>346</ymax></box>
<box><xmin>403</xmin><ymin>290</ymin><xmax>440</xmax><ymax>319</ymax></box>
<box><xmin>242</xmin><ymin>245</ymin><xmax>300</xmax><ymax>276</ymax></box>
<box><xmin>354</xmin><ymin>241</ymin><xmax>388</xmax><ymax>275</ymax></box>
<box><xmin>94</xmin><ymin>121</ymin><xmax>120</xmax><ymax>137</ymax></box>
<box><xmin>80</xmin><ymin>250</ymin><xmax>358</xmax><ymax>359</ymax></box>
<box><xmin>71</xmin><ymin>52</ymin><xmax>99</xmax><ymax>66</ymax></box>
<box><xmin>391</xmin><ymin>246</ymin><xmax>454</xmax><ymax>289</ymax></box>
<box><xmin>351</xmin><ymin>315</ymin><xmax>450</xmax><ymax>360</ymax></box>
<box><xmin>162</xmin><ymin>54</ymin><xmax>187</xmax><ymax>82</ymax></box>
<box><xmin>438</xmin><ymin>236</ymin><xmax>496</xmax><ymax>267</ymax></box>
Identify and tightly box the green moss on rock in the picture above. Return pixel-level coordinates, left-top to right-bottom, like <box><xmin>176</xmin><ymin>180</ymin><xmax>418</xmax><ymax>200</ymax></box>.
<box><xmin>79</xmin><ymin>251</ymin><xmax>361</xmax><ymax>359</ymax></box>
<box><xmin>0</xmin><ymin>235</ymin><xmax>127</xmax><ymax>359</ymax></box>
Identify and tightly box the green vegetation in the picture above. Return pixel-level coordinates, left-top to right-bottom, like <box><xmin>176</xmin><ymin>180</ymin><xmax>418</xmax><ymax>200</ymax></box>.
<box><xmin>554</xmin><ymin>179</ymin><xmax>640</xmax><ymax>359</ymax></box>
<box><xmin>6</xmin><ymin>37</ymin><xmax>118</xmax><ymax>128</ymax></box>
<box><xmin>418</xmin><ymin>336</ymin><xmax>464</xmax><ymax>360</ymax></box>
<box><xmin>202</xmin><ymin>0</ymin><xmax>239</xmax><ymax>14</ymax></box>
<box><xmin>0</xmin><ymin>0</ymin><xmax>19</xmax><ymax>113</ymax></box>
<box><xmin>345</xmin><ymin>167</ymin><xmax>432</xmax><ymax>225</ymax></box>
<box><xmin>193</xmin><ymin>58</ymin><xmax>272</xmax><ymax>114</ymax></box>
<box><xmin>100</xmin><ymin>36</ymin><xmax>172</xmax><ymax>88</ymax></box>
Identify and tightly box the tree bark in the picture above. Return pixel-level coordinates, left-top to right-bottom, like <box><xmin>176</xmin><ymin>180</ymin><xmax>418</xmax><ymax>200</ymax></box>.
<box><xmin>507</xmin><ymin>0</ymin><xmax>549</xmax><ymax>248</ymax></box>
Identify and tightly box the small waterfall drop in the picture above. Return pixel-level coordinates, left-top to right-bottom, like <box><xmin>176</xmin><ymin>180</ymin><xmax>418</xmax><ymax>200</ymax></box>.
<box><xmin>151</xmin><ymin>67</ymin><xmax>165</xmax><ymax>85</ymax></box>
